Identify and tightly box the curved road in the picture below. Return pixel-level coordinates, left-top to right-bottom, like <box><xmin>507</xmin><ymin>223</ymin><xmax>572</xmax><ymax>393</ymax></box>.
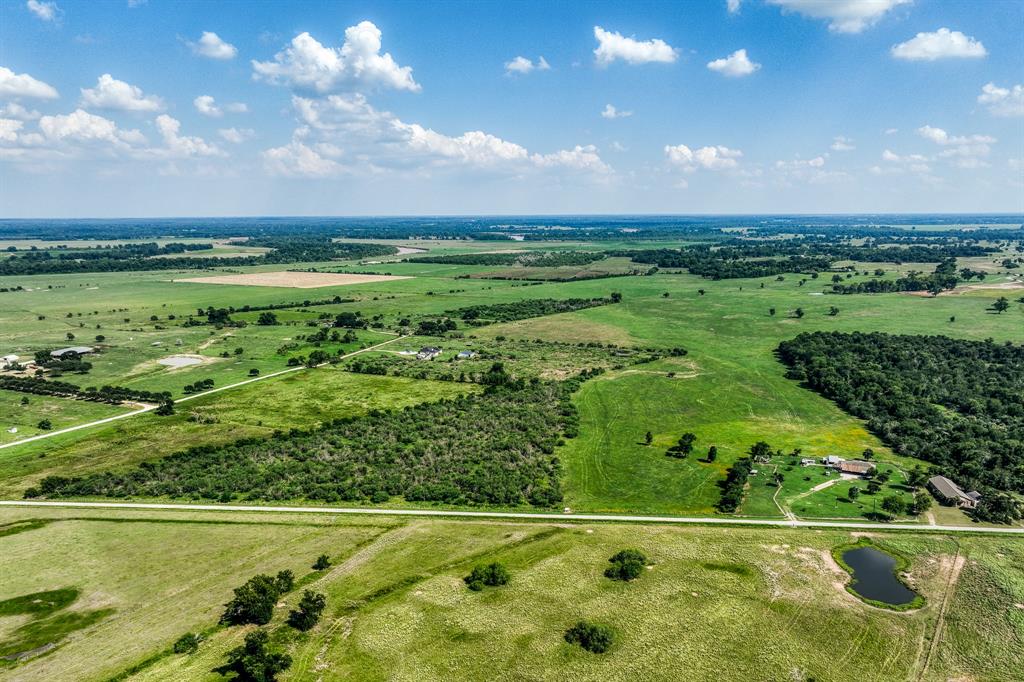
<box><xmin>2</xmin><ymin>500</ymin><xmax>1022</xmax><ymax>535</ymax></box>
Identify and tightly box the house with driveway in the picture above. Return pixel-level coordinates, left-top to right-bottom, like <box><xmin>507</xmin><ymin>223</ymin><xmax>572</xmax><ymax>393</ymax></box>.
<box><xmin>927</xmin><ymin>475</ymin><xmax>982</xmax><ymax>509</ymax></box>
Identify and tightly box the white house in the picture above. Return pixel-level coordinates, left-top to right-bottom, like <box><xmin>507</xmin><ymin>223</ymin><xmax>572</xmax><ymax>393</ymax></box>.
<box><xmin>1</xmin><ymin>354</ymin><xmax>19</xmax><ymax>368</ymax></box>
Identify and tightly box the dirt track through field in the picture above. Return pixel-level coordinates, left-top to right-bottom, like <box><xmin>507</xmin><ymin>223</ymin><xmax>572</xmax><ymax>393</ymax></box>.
<box><xmin>174</xmin><ymin>271</ymin><xmax>412</xmax><ymax>288</ymax></box>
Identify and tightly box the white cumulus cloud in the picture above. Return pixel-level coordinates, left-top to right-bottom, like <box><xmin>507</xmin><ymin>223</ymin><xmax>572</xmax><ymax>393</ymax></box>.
<box><xmin>830</xmin><ymin>136</ymin><xmax>855</xmax><ymax>151</ymax></box>
<box><xmin>38</xmin><ymin>109</ymin><xmax>144</xmax><ymax>147</ymax></box>
<box><xmin>263</xmin><ymin>140</ymin><xmax>343</xmax><ymax>177</ymax></box>
<box><xmin>727</xmin><ymin>0</ymin><xmax>742</xmax><ymax>14</ymax></box>
<box><xmin>189</xmin><ymin>31</ymin><xmax>238</xmax><ymax>60</ymax></box>
<box><xmin>593</xmin><ymin>26</ymin><xmax>678</xmax><ymax>66</ymax></box>
<box><xmin>80</xmin><ymin>74</ymin><xmax>163</xmax><ymax>112</ymax></box>
<box><xmin>707</xmin><ymin>49</ymin><xmax>760</xmax><ymax>77</ymax></box>
<box><xmin>504</xmin><ymin>56</ymin><xmax>550</xmax><ymax>75</ymax></box>
<box><xmin>767</xmin><ymin>0</ymin><xmax>910</xmax><ymax>34</ymax></box>
<box><xmin>601</xmin><ymin>104</ymin><xmax>632</xmax><ymax>119</ymax></box>
<box><xmin>0</xmin><ymin>102</ymin><xmax>41</xmax><ymax>120</ymax></box>
<box><xmin>665</xmin><ymin>144</ymin><xmax>742</xmax><ymax>171</ymax></box>
<box><xmin>0</xmin><ymin>66</ymin><xmax>59</xmax><ymax>99</ymax></box>
<box><xmin>252</xmin><ymin>21</ymin><xmax>420</xmax><ymax>93</ymax></box>
<box><xmin>891</xmin><ymin>28</ymin><xmax>987</xmax><ymax>61</ymax></box>
<box><xmin>26</xmin><ymin>0</ymin><xmax>60</xmax><ymax>22</ymax></box>
<box><xmin>218</xmin><ymin>127</ymin><xmax>255</xmax><ymax>144</ymax></box>
<box><xmin>193</xmin><ymin>95</ymin><xmax>247</xmax><ymax>118</ymax></box>
<box><xmin>154</xmin><ymin>114</ymin><xmax>222</xmax><ymax>157</ymax></box>
<box><xmin>978</xmin><ymin>82</ymin><xmax>1024</xmax><ymax>118</ymax></box>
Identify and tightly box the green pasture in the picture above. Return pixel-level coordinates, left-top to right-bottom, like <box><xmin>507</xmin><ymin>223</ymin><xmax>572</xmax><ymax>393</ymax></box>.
<box><xmin>0</xmin><ymin>506</ymin><xmax>1019</xmax><ymax>681</ymax></box>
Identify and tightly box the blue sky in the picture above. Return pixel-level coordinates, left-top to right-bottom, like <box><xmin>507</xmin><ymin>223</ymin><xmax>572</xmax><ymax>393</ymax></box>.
<box><xmin>1</xmin><ymin>0</ymin><xmax>1022</xmax><ymax>217</ymax></box>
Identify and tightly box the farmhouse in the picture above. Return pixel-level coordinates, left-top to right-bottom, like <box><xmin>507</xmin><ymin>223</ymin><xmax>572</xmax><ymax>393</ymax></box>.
<box><xmin>838</xmin><ymin>460</ymin><xmax>875</xmax><ymax>476</ymax></box>
<box><xmin>1</xmin><ymin>354</ymin><xmax>19</xmax><ymax>368</ymax></box>
<box><xmin>928</xmin><ymin>475</ymin><xmax>982</xmax><ymax>509</ymax></box>
<box><xmin>417</xmin><ymin>346</ymin><xmax>442</xmax><ymax>360</ymax></box>
<box><xmin>800</xmin><ymin>458</ymin><xmax>816</xmax><ymax>467</ymax></box>
<box><xmin>50</xmin><ymin>346</ymin><xmax>94</xmax><ymax>358</ymax></box>
<box><xmin>456</xmin><ymin>350</ymin><xmax>477</xmax><ymax>359</ymax></box>
<box><xmin>823</xmin><ymin>455</ymin><xmax>843</xmax><ymax>466</ymax></box>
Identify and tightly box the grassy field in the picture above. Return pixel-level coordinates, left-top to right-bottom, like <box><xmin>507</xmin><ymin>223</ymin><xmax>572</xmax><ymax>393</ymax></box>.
<box><xmin>0</xmin><ymin>369</ymin><xmax>478</xmax><ymax>497</ymax></box>
<box><xmin>0</xmin><ymin>506</ymin><xmax>1021</xmax><ymax>681</ymax></box>
<box><xmin>0</xmin><ymin>393</ymin><xmax>129</xmax><ymax>445</ymax></box>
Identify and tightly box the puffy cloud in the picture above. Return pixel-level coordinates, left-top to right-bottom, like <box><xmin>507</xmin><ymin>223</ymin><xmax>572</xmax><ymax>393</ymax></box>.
<box><xmin>38</xmin><ymin>109</ymin><xmax>144</xmax><ymax>147</ymax></box>
<box><xmin>0</xmin><ymin>102</ymin><xmax>41</xmax><ymax>120</ymax></box>
<box><xmin>265</xmin><ymin>94</ymin><xmax>609</xmax><ymax>177</ymax></box>
<box><xmin>189</xmin><ymin>31</ymin><xmax>238</xmax><ymax>60</ymax></box>
<box><xmin>706</xmin><ymin>49</ymin><xmax>760</xmax><ymax>77</ymax></box>
<box><xmin>252</xmin><ymin>21</ymin><xmax>420</xmax><ymax>93</ymax></box>
<box><xmin>775</xmin><ymin>156</ymin><xmax>826</xmax><ymax>170</ymax></box>
<box><xmin>767</xmin><ymin>0</ymin><xmax>910</xmax><ymax>34</ymax></box>
<box><xmin>0</xmin><ymin>118</ymin><xmax>23</xmax><ymax>142</ymax></box>
<box><xmin>218</xmin><ymin>127</ymin><xmax>255</xmax><ymax>143</ymax></box>
<box><xmin>916</xmin><ymin>125</ymin><xmax>994</xmax><ymax>147</ymax></box>
<box><xmin>593</xmin><ymin>26</ymin><xmax>678</xmax><ymax>66</ymax></box>
<box><xmin>891</xmin><ymin>28</ymin><xmax>987</xmax><ymax>61</ymax></box>
<box><xmin>601</xmin><ymin>104</ymin><xmax>632</xmax><ymax>119</ymax></box>
<box><xmin>26</xmin><ymin>0</ymin><xmax>60</xmax><ymax>22</ymax></box>
<box><xmin>830</xmin><ymin>136</ymin><xmax>855</xmax><ymax>151</ymax></box>
<box><xmin>727</xmin><ymin>0</ymin><xmax>742</xmax><ymax>14</ymax></box>
<box><xmin>978</xmin><ymin>82</ymin><xmax>1024</xmax><ymax>118</ymax></box>
<box><xmin>263</xmin><ymin>140</ymin><xmax>343</xmax><ymax>177</ymax></box>
<box><xmin>154</xmin><ymin>114</ymin><xmax>222</xmax><ymax>157</ymax></box>
<box><xmin>665</xmin><ymin>144</ymin><xmax>742</xmax><ymax>171</ymax></box>
<box><xmin>80</xmin><ymin>74</ymin><xmax>163</xmax><ymax>112</ymax></box>
<box><xmin>885</xmin><ymin>127</ymin><xmax>899</xmax><ymax>135</ymax></box>
<box><xmin>504</xmin><ymin>56</ymin><xmax>550</xmax><ymax>75</ymax></box>
<box><xmin>193</xmin><ymin>95</ymin><xmax>247</xmax><ymax>117</ymax></box>
<box><xmin>0</xmin><ymin>66</ymin><xmax>59</xmax><ymax>99</ymax></box>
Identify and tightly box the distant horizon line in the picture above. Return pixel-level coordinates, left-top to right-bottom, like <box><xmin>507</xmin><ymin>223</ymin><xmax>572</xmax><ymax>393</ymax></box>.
<box><xmin>1</xmin><ymin>212</ymin><xmax>1022</xmax><ymax>222</ymax></box>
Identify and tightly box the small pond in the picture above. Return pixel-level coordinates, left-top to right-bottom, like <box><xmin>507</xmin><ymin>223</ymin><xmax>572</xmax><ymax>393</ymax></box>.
<box><xmin>842</xmin><ymin>546</ymin><xmax>919</xmax><ymax>607</ymax></box>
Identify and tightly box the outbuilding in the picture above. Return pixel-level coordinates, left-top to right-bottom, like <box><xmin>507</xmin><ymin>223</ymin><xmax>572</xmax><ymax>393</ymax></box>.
<box><xmin>1</xmin><ymin>354</ymin><xmax>19</xmax><ymax>368</ymax></box>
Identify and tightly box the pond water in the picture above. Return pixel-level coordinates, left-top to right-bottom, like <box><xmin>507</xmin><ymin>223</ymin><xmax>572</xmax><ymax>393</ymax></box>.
<box><xmin>842</xmin><ymin>546</ymin><xmax>919</xmax><ymax>606</ymax></box>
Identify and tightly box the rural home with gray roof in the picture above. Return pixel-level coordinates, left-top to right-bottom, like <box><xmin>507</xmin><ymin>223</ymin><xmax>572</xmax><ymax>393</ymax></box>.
<box><xmin>927</xmin><ymin>475</ymin><xmax>982</xmax><ymax>509</ymax></box>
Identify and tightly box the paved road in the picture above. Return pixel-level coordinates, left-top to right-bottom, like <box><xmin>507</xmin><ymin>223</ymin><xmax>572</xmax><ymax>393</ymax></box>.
<box><xmin>0</xmin><ymin>335</ymin><xmax>406</xmax><ymax>451</ymax></box>
<box><xmin>3</xmin><ymin>500</ymin><xmax>1022</xmax><ymax>535</ymax></box>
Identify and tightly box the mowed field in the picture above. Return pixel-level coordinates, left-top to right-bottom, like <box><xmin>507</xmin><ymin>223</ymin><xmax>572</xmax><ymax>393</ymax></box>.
<box><xmin>0</xmin><ymin>506</ymin><xmax>1022</xmax><ymax>682</ymax></box>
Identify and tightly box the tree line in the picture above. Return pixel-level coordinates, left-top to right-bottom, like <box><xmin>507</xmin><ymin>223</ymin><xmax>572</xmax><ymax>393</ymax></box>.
<box><xmin>0</xmin><ymin>375</ymin><xmax>171</xmax><ymax>405</ymax></box>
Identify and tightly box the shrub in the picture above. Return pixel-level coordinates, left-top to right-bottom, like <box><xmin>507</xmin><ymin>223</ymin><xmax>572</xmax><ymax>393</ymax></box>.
<box><xmin>605</xmin><ymin>549</ymin><xmax>647</xmax><ymax>581</ymax></box>
<box><xmin>464</xmin><ymin>562</ymin><xmax>511</xmax><ymax>591</ymax></box>
<box><xmin>215</xmin><ymin>629</ymin><xmax>291</xmax><ymax>682</ymax></box>
<box><xmin>312</xmin><ymin>554</ymin><xmax>331</xmax><ymax>570</ymax></box>
<box><xmin>221</xmin><ymin>574</ymin><xmax>285</xmax><ymax>626</ymax></box>
<box><xmin>173</xmin><ymin>632</ymin><xmax>201</xmax><ymax>654</ymax></box>
<box><xmin>564</xmin><ymin>621</ymin><xmax>615</xmax><ymax>653</ymax></box>
<box><xmin>287</xmin><ymin>590</ymin><xmax>326</xmax><ymax>631</ymax></box>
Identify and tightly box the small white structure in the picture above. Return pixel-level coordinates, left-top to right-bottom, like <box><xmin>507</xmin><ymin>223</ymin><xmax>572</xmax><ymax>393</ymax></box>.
<box><xmin>823</xmin><ymin>455</ymin><xmax>844</xmax><ymax>467</ymax></box>
<box><xmin>1</xmin><ymin>354</ymin><xmax>19</xmax><ymax>368</ymax></box>
<box><xmin>456</xmin><ymin>350</ymin><xmax>477</xmax><ymax>359</ymax></box>
<box><xmin>50</xmin><ymin>346</ymin><xmax>94</xmax><ymax>358</ymax></box>
<box><xmin>800</xmin><ymin>458</ymin><xmax>816</xmax><ymax>467</ymax></box>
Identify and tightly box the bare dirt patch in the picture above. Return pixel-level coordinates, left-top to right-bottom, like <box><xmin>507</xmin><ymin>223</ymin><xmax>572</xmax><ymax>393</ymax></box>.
<box><xmin>174</xmin><ymin>271</ymin><xmax>413</xmax><ymax>289</ymax></box>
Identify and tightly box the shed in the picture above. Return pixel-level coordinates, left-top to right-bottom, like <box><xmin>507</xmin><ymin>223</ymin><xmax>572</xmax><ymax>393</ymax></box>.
<box><xmin>823</xmin><ymin>455</ymin><xmax>844</xmax><ymax>466</ymax></box>
<box><xmin>838</xmin><ymin>460</ymin><xmax>875</xmax><ymax>476</ymax></box>
<box><xmin>1</xmin><ymin>354</ymin><xmax>19</xmax><ymax>368</ymax></box>
<box><xmin>456</xmin><ymin>350</ymin><xmax>477</xmax><ymax>359</ymax></box>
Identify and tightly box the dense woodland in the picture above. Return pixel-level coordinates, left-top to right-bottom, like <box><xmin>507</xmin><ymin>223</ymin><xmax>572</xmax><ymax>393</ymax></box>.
<box><xmin>0</xmin><ymin>238</ymin><xmax>395</xmax><ymax>276</ymax></box>
<box><xmin>408</xmin><ymin>251</ymin><xmax>607</xmax><ymax>267</ymax></box>
<box><xmin>777</xmin><ymin>332</ymin><xmax>1024</xmax><ymax>521</ymax></box>
<box><xmin>31</xmin><ymin>381</ymin><xmax>576</xmax><ymax>507</ymax></box>
<box><xmin>448</xmin><ymin>296</ymin><xmax>618</xmax><ymax>324</ymax></box>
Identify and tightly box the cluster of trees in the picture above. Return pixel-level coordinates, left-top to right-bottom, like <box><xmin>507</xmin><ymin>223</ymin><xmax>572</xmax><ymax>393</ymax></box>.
<box><xmin>408</xmin><ymin>250</ymin><xmax>607</xmax><ymax>267</ymax></box>
<box><xmin>604</xmin><ymin>549</ymin><xmax>647</xmax><ymax>581</ymax></box>
<box><xmin>665</xmin><ymin>433</ymin><xmax>697</xmax><ymax>458</ymax></box>
<box><xmin>182</xmin><ymin>378</ymin><xmax>215</xmax><ymax>395</ymax></box>
<box><xmin>31</xmin><ymin>382</ymin><xmax>576</xmax><ymax>507</ymax></box>
<box><xmin>831</xmin><ymin>259</ymin><xmax>960</xmax><ymax>295</ymax></box>
<box><xmin>464</xmin><ymin>562</ymin><xmax>510</xmax><ymax>591</ymax></box>
<box><xmin>449</xmin><ymin>296</ymin><xmax>618</xmax><ymax>324</ymax></box>
<box><xmin>778</xmin><ymin>332</ymin><xmax>1024</xmax><ymax>521</ymax></box>
<box><xmin>221</xmin><ymin>571</ymin><xmax>295</xmax><ymax>626</ymax></box>
<box><xmin>0</xmin><ymin>237</ymin><xmax>395</xmax><ymax>276</ymax></box>
<box><xmin>564</xmin><ymin>621</ymin><xmax>615</xmax><ymax>654</ymax></box>
<box><xmin>416</xmin><ymin>318</ymin><xmax>458</xmax><ymax>335</ymax></box>
<box><xmin>617</xmin><ymin>247</ymin><xmax>832</xmax><ymax>280</ymax></box>
<box><xmin>718</xmin><ymin>456</ymin><xmax>755</xmax><ymax>512</ymax></box>
<box><xmin>0</xmin><ymin>375</ymin><xmax>170</xmax><ymax>405</ymax></box>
